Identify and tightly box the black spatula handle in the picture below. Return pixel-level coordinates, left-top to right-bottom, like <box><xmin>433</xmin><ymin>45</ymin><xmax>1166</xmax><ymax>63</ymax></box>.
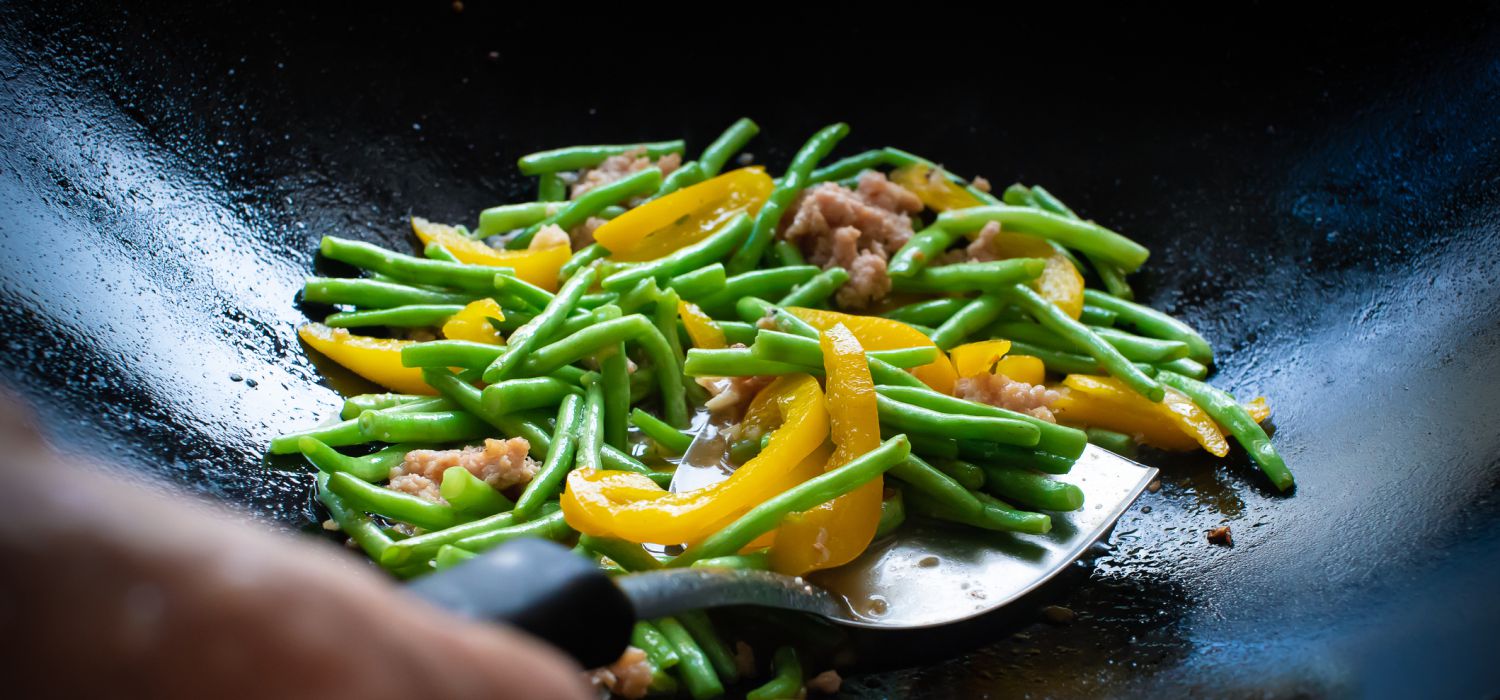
<box><xmin>405</xmin><ymin>537</ymin><xmax>634</xmax><ymax>668</ymax></box>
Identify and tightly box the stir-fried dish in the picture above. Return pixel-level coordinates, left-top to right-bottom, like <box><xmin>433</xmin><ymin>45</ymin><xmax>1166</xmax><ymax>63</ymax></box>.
<box><xmin>275</xmin><ymin>118</ymin><xmax>1290</xmax><ymax>698</ymax></box>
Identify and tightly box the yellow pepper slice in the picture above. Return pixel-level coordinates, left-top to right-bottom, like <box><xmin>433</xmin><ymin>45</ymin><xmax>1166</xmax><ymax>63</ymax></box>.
<box><xmin>411</xmin><ymin>217</ymin><xmax>569</xmax><ymax>292</ymax></box>
<box><xmin>994</xmin><ymin>354</ymin><xmax>1046</xmax><ymax>385</ymax></box>
<box><xmin>592</xmin><ymin>167</ymin><xmax>773</xmax><ymax>262</ymax></box>
<box><xmin>889</xmin><ymin>163</ymin><xmax>983</xmax><ymax>212</ymax></box>
<box><xmin>297</xmin><ymin>323</ymin><xmax>433</xmax><ymax>395</ymax></box>
<box><xmin>1245</xmin><ymin>396</ymin><xmax>1270</xmax><ymax>423</ymax></box>
<box><xmin>561</xmin><ymin>374</ymin><xmax>828</xmax><ymax>544</ymax></box>
<box><xmin>788</xmin><ymin>307</ymin><xmax>957</xmax><ymax>395</ymax></box>
<box><xmin>986</xmin><ymin>231</ymin><xmax>1085</xmax><ymax>320</ymax></box>
<box><xmin>950</xmin><ymin>339</ymin><xmax>1013</xmax><ymax>377</ymax></box>
<box><xmin>441</xmin><ymin>299</ymin><xmax>506</xmax><ymax>345</ymax></box>
<box><xmin>770</xmin><ymin>324</ymin><xmax>884</xmax><ymax>575</ymax></box>
<box><xmin>1054</xmin><ymin>374</ymin><xmax>1229</xmax><ymax>456</ymax></box>
<box><xmin>678</xmin><ymin>300</ymin><xmax>727</xmax><ymax>349</ymax></box>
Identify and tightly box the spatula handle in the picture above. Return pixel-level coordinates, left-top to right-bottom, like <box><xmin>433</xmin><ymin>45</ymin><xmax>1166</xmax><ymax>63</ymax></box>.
<box><xmin>405</xmin><ymin>537</ymin><xmax>634</xmax><ymax>668</ymax></box>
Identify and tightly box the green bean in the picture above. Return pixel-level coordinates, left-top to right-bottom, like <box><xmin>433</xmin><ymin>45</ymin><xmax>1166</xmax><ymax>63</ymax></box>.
<box><xmin>576</xmin><ymin>380</ymin><xmax>605</xmax><ymax>474</ymax></box>
<box><xmin>1002</xmin><ymin>183</ymin><xmax>1031</xmax><ymax>205</ymax></box>
<box><xmin>578</xmin><ymin>534</ymin><xmax>663</xmax><ymax>573</ymax></box>
<box><xmin>930</xmin><ymin>295</ymin><xmax>1009</xmax><ymax>350</ymax></box>
<box><xmin>690</xmin><ymin>551</ymin><xmax>771</xmax><ymax>570</ymax></box>
<box><xmin>684</xmin><ymin>348</ymin><xmax>807</xmax><ymax>377</ymax></box>
<box><xmin>509</xmin><ymin>394</ymin><xmax>583</xmax><ymax>520</ymax></box>
<box><xmin>357</xmin><ymin>409</ymin><xmax>490</xmax><ymax>444</ymax></box>
<box><xmin>888</xmin><ymin>226</ymin><xmax>959</xmax><ymax>278</ymax></box>
<box><xmin>666</xmin><ymin>263</ymin><xmax>727</xmax><ymax>300</ymax></box>
<box><xmin>481</xmin><ymin>377</ymin><xmax>581</xmax><ymax>416</ymax></box>
<box><xmin>749</xmin><ymin>330</ymin><xmax>938</xmax><ymax>370</ymax></box>
<box><xmin>674</xmin><ymin>436</ymin><xmax>911</xmax><ymax>565</ymax></box>
<box><xmin>298</xmin><ymin>437</ymin><xmax>416</xmax><ymax>482</ymax></box>
<box><xmin>677</xmin><ymin>610</ymin><xmax>740</xmax><ymax>684</ymax></box>
<box><xmin>700</xmin><ymin>118</ymin><xmax>759</xmax><ymax>176</ymax></box>
<box><xmin>433</xmin><ymin>544</ymin><xmax>477</xmax><ymax>570</ymax></box>
<box><xmin>907</xmin><ymin>488</ymin><xmax>1051</xmax><ymax>534</ymax></box>
<box><xmin>1086</xmin><ymin>427</ymin><xmax>1138</xmax><ymax>458</ymax></box>
<box><xmin>1079</xmin><ymin>303</ymin><xmax>1118</xmax><ymax>327</ymax></box>
<box><xmin>747</xmin><ymin>304</ymin><xmax>927</xmax><ymax>388</ymax></box>
<box><xmin>875</xmin><ymin>488</ymin><xmax>907</xmax><ymax>539</ymax></box>
<box><xmin>1082</xmin><ymin>289</ymin><xmax>1213</xmax><ymax>364</ymax></box>
<box><xmin>630</xmin><ymin>408</ymin><xmax>692</xmax><ymax>454</ymax></box>
<box><xmin>482</xmin><ymin>268</ymin><xmax>596</xmax><ymax>382</ymax></box>
<box><xmin>482</xmin><ymin>393</ymin><xmax>658</xmax><ymax>479</ymax></box>
<box><xmin>632</xmin><ymin>621</ymin><xmax>682</xmax><ymax>670</ymax></box>
<box><xmin>777</xmin><ymin>267</ymin><xmax>848</xmax><ymax>307</ymax></box>
<box><xmin>316</xmin><ymin>473</ymin><xmax>395</xmax><ymax>560</ymax></box>
<box><xmin>772</xmin><ymin>239</ymin><xmax>805</xmax><ymax>267</ymax></box>
<box><xmin>693</xmin><ymin>266</ymin><xmax>821</xmax><ymax>316</ymax></box>
<box><xmin>1157</xmin><ymin>355</ymin><xmax>1209</xmax><ymax>380</ymax></box>
<box><xmin>938</xmin><ymin>206</ymin><xmax>1149</xmax><ymax>272</ymax></box>
<box><xmin>1005</xmin><ymin>339</ymin><xmax>1102</xmax><ymax>375</ymax></box>
<box><xmin>325</xmin><ymin>304</ymin><xmax>462</xmax><ymax>329</ymax></box>
<box><xmin>956</xmin><ymin>441</ymin><xmax>1076</xmax><ymax>475</ymax></box>
<box><xmin>423</xmin><ymin>242</ymin><xmax>461</xmax><ymax>263</ymax></box>
<box><xmin>1029</xmin><ymin>184</ymin><xmax>1136</xmax><ymax>299</ymax></box>
<box><xmin>898</xmin><ymin>432</ymin><xmax>960</xmax><ymax>459</ymax></box>
<box><xmin>559</xmin><ymin>243</ymin><xmax>607</xmax><ymax>281</ymax></box>
<box><xmin>510</xmin><ymin>168</ymin><xmax>663</xmax><ymax>249</ymax></box>
<box><xmin>340</xmin><ymin>393</ymin><xmax>428</xmax><ymax>420</ymax></box>
<box><xmin>930</xmin><ymin>458</ymin><xmax>985</xmax><ymax>491</ymax></box>
<box><xmin>537</xmin><ymin>172</ymin><xmax>566</xmax><ymax>202</ymax></box>
<box><xmin>517</xmin><ymin>314</ymin><xmax>689</xmax><ymax>427</ymax></box>
<box><xmin>890</xmin><ymin>259</ymin><xmax>1046</xmax><ymax>295</ymax></box>
<box><xmin>971</xmin><ymin>460</ymin><xmax>1084</xmax><ymax>511</ymax></box>
<box><xmin>805</xmin><ymin>148</ymin><xmax>887</xmax><ymax>184</ymax></box>
<box><xmin>1004</xmin><ymin>284</ymin><xmax>1164</xmax><ymax>401</ymax></box>
<box><xmin>320</xmin><ymin>237</ymin><xmax>505</xmax><ymax>293</ymax></box>
<box><xmin>326</xmin><ymin>471</ymin><xmax>460</xmax><ymax>530</ymax></box>
<box><xmin>453</xmin><ymin>508</ymin><xmax>573</xmax><ymax>553</ymax></box>
<box><xmin>517</xmin><ymin>140</ymin><xmax>686</xmax><ymax>176</ymax></box>
<box><xmin>876</xmin><ymin>395</ymin><xmax>1040</xmax><ymax>447</ymax></box>
<box><xmin>747</xmin><ymin>646</ymin><xmax>803</xmax><ymax>700</ymax></box>
<box><xmin>477</xmin><ymin>201</ymin><xmax>562</xmax><ymax>237</ymax></box>
<box><xmin>718</xmin><ymin>321</ymin><xmax>757</xmax><ymax>345</ymax></box>
<box><xmin>728</xmin><ymin>122</ymin><xmax>850</xmax><ymax>273</ymax></box>
<box><xmin>303</xmin><ymin>277</ymin><xmax>477</xmax><ymax>309</ymax></box>
<box><xmin>656</xmin><ymin>617</ymin><xmax>724</xmax><ymax>700</ymax></box>
<box><xmin>875</xmin><ymin>384</ymin><xmax>1087</xmax><ymax>459</ymax></box>
<box><xmin>881</xmin><ymin>297</ymin><xmax>971</xmax><ymax>326</ymax></box>
<box><xmin>380</xmin><ymin>505</ymin><xmax>528</xmax><ymax>567</ymax></box>
<box><xmin>601</xmin><ymin>212</ymin><xmax>752</xmax><ymax>291</ymax></box>
<box><xmin>402</xmin><ymin>339</ymin><xmax>503</xmax><ymax>371</ymax></box>
<box><xmin>652</xmin><ymin>161</ymin><xmax>707</xmax><ymax>199</ymax></box>
<box><xmin>993</xmin><ymin>320</ymin><xmax>1184</xmax><ymax>364</ymax></box>
<box><xmin>599</xmin><ymin>344</ymin><xmax>631</xmax><ymax>452</ymax></box>
<box><xmin>612</xmin><ymin>278</ymin><xmax>660</xmax><ymax>315</ymax></box>
<box><xmin>1156</xmin><ymin>371</ymin><xmax>1292</xmax><ymax>490</ymax></box>
<box><xmin>439</xmin><ymin>466</ymin><xmax>514</xmax><ymax>517</ymax></box>
<box><xmin>269</xmin><ymin>417</ymin><xmax>367</xmax><ymax>455</ymax></box>
<box><xmin>629</xmin><ymin>365</ymin><xmax>656</xmax><ymax>403</ymax></box>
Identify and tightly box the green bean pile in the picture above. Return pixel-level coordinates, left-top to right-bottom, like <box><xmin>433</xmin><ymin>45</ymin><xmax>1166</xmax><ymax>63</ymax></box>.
<box><xmin>278</xmin><ymin>117</ymin><xmax>1290</xmax><ymax>698</ymax></box>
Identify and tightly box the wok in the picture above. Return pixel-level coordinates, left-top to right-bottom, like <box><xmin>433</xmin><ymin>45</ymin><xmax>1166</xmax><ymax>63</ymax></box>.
<box><xmin>1</xmin><ymin>3</ymin><xmax>1497</xmax><ymax>697</ymax></box>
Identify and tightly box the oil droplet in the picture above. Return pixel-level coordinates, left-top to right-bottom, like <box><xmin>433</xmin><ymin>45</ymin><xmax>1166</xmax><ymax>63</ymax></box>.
<box><xmin>917</xmin><ymin>555</ymin><xmax>940</xmax><ymax>568</ymax></box>
<box><xmin>865</xmin><ymin>595</ymin><xmax>889</xmax><ymax>617</ymax></box>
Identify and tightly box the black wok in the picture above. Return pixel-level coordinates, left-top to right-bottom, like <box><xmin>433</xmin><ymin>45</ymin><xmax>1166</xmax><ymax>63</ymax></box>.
<box><xmin>1</xmin><ymin>3</ymin><xmax>1497</xmax><ymax>697</ymax></box>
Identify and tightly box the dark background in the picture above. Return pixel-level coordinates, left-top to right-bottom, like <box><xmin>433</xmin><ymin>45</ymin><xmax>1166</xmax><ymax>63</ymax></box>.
<box><xmin>2</xmin><ymin>2</ymin><xmax>1498</xmax><ymax>697</ymax></box>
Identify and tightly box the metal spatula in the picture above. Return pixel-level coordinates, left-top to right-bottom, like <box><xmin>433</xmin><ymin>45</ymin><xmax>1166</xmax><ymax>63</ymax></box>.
<box><xmin>409</xmin><ymin>426</ymin><xmax>1156</xmax><ymax>667</ymax></box>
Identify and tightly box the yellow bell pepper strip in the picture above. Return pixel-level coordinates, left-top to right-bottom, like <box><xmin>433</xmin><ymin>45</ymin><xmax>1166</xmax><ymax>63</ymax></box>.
<box><xmin>1245</xmin><ymin>396</ymin><xmax>1270</xmax><ymax>423</ymax></box>
<box><xmin>890</xmin><ymin>163</ymin><xmax>983</xmax><ymax>212</ymax></box>
<box><xmin>440</xmin><ymin>299</ymin><xmax>506</xmax><ymax>345</ymax></box>
<box><xmin>297</xmin><ymin>323</ymin><xmax>433</xmax><ymax>395</ymax></box>
<box><xmin>592</xmin><ymin>167</ymin><xmax>774</xmax><ymax>262</ymax></box>
<box><xmin>678</xmin><ymin>300</ymin><xmax>727</xmax><ymax>349</ymax></box>
<box><xmin>985</xmin><ymin>231</ymin><xmax>1085</xmax><ymax>320</ymax></box>
<box><xmin>1053</xmin><ymin>374</ymin><xmax>1229</xmax><ymax>456</ymax></box>
<box><xmin>950</xmin><ymin>339</ymin><xmax>1013</xmax><ymax>377</ymax></box>
<box><xmin>560</xmin><ymin>374</ymin><xmax>829</xmax><ymax>544</ymax></box>
<box><xmin>410</xmin><ymin>217</ymin><xmax>568</xmax><ymax>292</ymax></box>
<box><xmin>787</xmin><ymin>307</ymin><xmax>957</xmax><ymax>395</ymax></box>
<box><xmin>994</xmin><ymin>354</ymin><xmax>1046</xmax><ymax>385</ymax></box>
<box><xmin>770</xmin><ymin>324</ymin><xmax>884</xmax><ymax>575</ymax></box>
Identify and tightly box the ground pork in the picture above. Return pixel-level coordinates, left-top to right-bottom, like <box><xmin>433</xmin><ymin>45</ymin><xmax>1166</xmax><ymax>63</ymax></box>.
<box><xmin>1208</xmin><ymin>525</ymin><xmax>1233</xmax><ymax>546</ymax></box>
<box><xmin>780</xmin><ymin>171</ymin><xmax>922</xmax><ymax>310</ymax></box>
<box><xmin>387</xmin><ymin>437</ymin><xmax>537</xmax><ymax>503</ymax></box>
<box><xmin>571</xmin><ymin>148</ymin><xmax>682</xmax><ymax>200</ymax></box>
<box><xmin>807</xmin><ymin>669</ymin><xmax>843</xmax><ymax>695</ymax></box>
<box><xmin>935</xmin><ymin>220</ymin><xmax>1003</xmax><ymax>266</ymax></box>
<box><xmin>529</xmin><ymin>223</ymin><xmax>570</xmax><ymax>250</ymax></box>
<box><xmin>589</xmin><ymin>646</ymin><xmax>653</xmax><ymax>699</ymax></box>
<box><xmin>568</xmin><ymin>216</ymin><xmax>608</xmax><ymax>250</ymax></box>
<box><xmin>697</xmin><ymin>373</ymin><xmax>775</xmax><ymax>416</ymax></box>
<box><xmin>971</xmin><ymin>175</ymin><xmax>992</xmax><ymax>193</ymax></box>
<box><xmin>955</xmin><ymin>372</ymin><xmax>1061</xmax><ymax>423</ymax></box>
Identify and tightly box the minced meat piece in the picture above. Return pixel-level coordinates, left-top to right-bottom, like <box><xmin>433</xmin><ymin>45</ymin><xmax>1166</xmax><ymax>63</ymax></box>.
<box><xmin>1208</xmin><ymin>525</ymin><xmax>1233</xmax><ymax>546</ymax></box>
<box><xmin>971</xmin><ymin>175</ymin><xmax>992</xmax><ymax>193</ymax></box>
<box><xmin>955</xmin><ymin>373</ymin><xmax>1060</xmax><ymax>423</ymax></box>
<box><xmin>387</xmin><ymin>473</ymin><xmax>445</xmax><ymax>503</ymax></box>
<box><xmin>571</xmin><ymin>148</ymin><xmax>681</xmax><ymax>200</ymax></box>
<box><xmin>935</xmin><ymin>221</ymin><xmax>1003</xmax><ymax>266</ymax></box>
<box><xmin>780</xmin><ymin>171</ymin><xmax>921</xmax><ymax>310</ymax></box>
<box><xmin>807</xmin><ymin>669</ymin><xmax>843</xmax><ymax>695</ymax></box>
<box><xmin>392</xmin><ymin>437</ymin><xmax>537</xmax><ymax>497</ymax></box>
<box><xmin>568</xmin><ymin>216</ymin><xmax>608</xmax><ymax>250</ymax></box>
<box><xmin>589</xmin><ymin>646</ymin><xmax>653</xmax><ymax>699</ymax></box>
<box><xmin>697</xmin><ymin>374</ymin><xmax>775</xmax><ymax>416</ymax></box>
<box><xmin>529</xmin><ymin>223</ymin><xmax>571</xmax><ymax>250</ymax></box>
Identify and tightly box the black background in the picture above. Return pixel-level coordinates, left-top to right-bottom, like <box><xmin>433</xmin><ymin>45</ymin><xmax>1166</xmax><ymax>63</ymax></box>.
<box><xmin>2</xmin><ymin>2</ymin><xmax>1498</xmax><ymax>697</ymax></box>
